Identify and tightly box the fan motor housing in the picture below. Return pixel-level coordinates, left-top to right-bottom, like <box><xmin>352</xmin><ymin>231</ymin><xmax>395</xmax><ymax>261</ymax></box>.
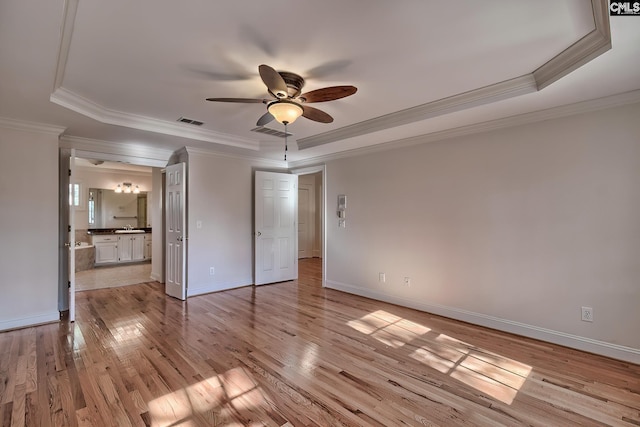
<box><xmin>278</xmin><ymin>71</ymin><xmax>305</xmax><ymax>97</ymax></box>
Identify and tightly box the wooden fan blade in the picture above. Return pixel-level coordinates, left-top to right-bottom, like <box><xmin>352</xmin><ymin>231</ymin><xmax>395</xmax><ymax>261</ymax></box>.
<box><xmin>299</xmin><ymin>86</ymin><xmax>357</xmax><ymax>103</ymax></box>
<box><xmin>256</xmin><ymin>112</ymin><xmax>275</xmax><ymax>126</ymax></box>
<box><xmin>259</xmin><ymin>64</ymin><xmax>288</xmax><ymax>98</ymax></box>
<box><xmin>206</xmin><ymin>98</ymin><xmax>267</xmax><ymax>103</ymax></box>
<box><xmin>302</xmin><ymin>105</ymin><xmax>333</xmax><ymax>123</ymax></box>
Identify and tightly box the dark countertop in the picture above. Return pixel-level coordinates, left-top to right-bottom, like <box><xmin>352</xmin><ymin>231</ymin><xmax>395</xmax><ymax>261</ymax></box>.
<box><xmin>87</xmin><ymin>228</ymin><xmax>152</xmax><ymax>235</ymax></box>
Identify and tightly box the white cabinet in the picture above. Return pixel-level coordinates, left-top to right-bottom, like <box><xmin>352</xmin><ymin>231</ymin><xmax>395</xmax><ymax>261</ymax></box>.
<box><xmin>117</xmin><ymin>235</ymin><xmax>132</xmax><ymax>262</ymax></box>
<box><xmin>144</xmin><ymin>234</ymin><xmax>152</xmax><ymax>260</ymax></box>
<box><xmin>132</xmin><ymin>235</ymin><xmax>145</xmax><ymax>261</ymax></box>
<box><xmin>93</xmin><ymin>232</ymin><xmax>149</xmax><ymax>265</ymax></box>
<box><xmin>118</xmin><ymin>235</ymin><xmax>145</xmax><ymax>262</ymax></box>
<box><xmin>93</xmin><ymin>235</ymin><xmax>118</xmax><ymax>265</ymax></box>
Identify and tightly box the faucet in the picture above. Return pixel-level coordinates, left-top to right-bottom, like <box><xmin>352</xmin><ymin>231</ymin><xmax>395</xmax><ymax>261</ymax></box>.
<box><xmin>125</xmin><ymin>224</ymin><xmax>133</xmax><ymax>231</ymax></box>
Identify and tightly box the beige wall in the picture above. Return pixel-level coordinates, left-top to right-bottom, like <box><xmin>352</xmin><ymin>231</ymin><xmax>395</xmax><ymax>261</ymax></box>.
<box><xmin>0</xmin><ymin>124</ymin><xmax>60</xmax><ymax>330</ymax></box>
<box><xmin>325</xmin><ymin>102</ymin><xmax>640</xmax><ymax>363</ymax></box>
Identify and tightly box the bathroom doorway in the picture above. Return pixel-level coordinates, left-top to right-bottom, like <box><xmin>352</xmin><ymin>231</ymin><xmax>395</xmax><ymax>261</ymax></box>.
<box><xmin>72</xmin><ymin>157</ymin><xmax>155</xmax><ymax>292</ymax></box>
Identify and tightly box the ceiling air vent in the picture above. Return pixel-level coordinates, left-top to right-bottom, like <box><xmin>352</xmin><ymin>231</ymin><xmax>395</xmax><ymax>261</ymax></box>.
<box><xmin>251</xmin><ymin>126</ymin><xmax>292</xmax><ymax>138</ymax></box>
<box><xmin>177</xmin><ymin>117</ymin><xmax>204</xmax><ymax>126</ymax></box>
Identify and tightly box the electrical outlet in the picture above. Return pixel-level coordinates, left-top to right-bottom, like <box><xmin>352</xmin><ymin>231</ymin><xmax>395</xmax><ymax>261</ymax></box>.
<box><xmin>209</xmin><ymin>267</ymin><xmax>215</xmax><ymax>276</ymax></box>
<box><xmin>581</xmin><ymin>306</ymin><xmax>593</xmax><ymax>322</ymax></box>
<box><xmin>379</xmin><ymin>272</ymin><xmax>385</xmax><ymax>283</ymax></box>
<box><xmin>403</xmin><ymin>277</ymin><xmax>411</xmax><ymax>286</ymax></box>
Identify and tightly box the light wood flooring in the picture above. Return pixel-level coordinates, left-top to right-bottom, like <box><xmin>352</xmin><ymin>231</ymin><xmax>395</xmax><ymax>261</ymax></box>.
<box><xmin>1</xmin><ymin>258</ymin><xmax>639</xmax><ymax>426</ymax></box>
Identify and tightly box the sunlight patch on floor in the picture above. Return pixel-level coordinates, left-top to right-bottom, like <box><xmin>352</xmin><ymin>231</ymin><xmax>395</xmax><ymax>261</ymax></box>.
<box><xmin>346</xmin><ymin>310</ymin><xmax>432</xmax><ymax>348</ymax></box>
<box><xmin>147</xmin><ymin>367</ymin><xmax>284</xmax><ymax>427</ymax></box>
<box><xmin>347</xmin><ymin>310</ymin><xmax>532</xmax><ymax>405</ymax></box>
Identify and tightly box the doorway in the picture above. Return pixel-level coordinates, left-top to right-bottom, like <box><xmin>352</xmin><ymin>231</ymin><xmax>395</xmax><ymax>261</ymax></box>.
<box><xmin>72</xmin><ymin>157</ymin><xmax>155</xmax><ymax>291</ymax></box>
<box><xmin>60</xmin><ymin>151</ymin><xmax>166</xmax><ymax>318</ymax></box>
<box><xmin>293</xmin><ymin>166</ymin><xmax>325</xmax><ymax>286</ymax></box>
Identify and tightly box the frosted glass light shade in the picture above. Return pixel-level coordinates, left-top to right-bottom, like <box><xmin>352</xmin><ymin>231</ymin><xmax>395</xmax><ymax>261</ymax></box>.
<box><xmin>268</xmin><ymin>100</ymin><xmax>303</xmax><ymax>124</ymax></box>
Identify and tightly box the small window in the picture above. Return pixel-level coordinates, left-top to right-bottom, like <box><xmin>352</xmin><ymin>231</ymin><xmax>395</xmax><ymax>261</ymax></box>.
<box><xmin>69</xmin><ymin>182</ymin><xmax>84</xmax><ymax>208</ymax></box>
<box><xmin>88</xmin><ymin>190</ymin><xmax>95</xmax><ymax>225</ymax></box>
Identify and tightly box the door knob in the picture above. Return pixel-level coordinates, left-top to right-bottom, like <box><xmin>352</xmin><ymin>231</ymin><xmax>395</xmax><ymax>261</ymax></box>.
<box><xmin>256</xmin><ymin>231</ymin><xmax>262</xmax><ymax>237</ymax></box>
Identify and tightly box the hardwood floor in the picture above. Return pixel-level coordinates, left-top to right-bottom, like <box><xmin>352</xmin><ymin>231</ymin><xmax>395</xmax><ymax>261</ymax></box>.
<box><xmin>1</xmin><ymin>259</ymin><xmax>639</xmax><ymax>426</ymax></box>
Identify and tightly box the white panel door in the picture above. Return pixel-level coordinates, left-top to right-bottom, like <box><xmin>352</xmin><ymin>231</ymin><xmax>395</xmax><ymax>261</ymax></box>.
<box><xmin>165</xmin><ymin>162</ymin><xmax>187</xmax><ymax>300</ymax></box>
<box><xmin>255</xmin><ymin>171</ymin><xmax>298</xmax><ymax>285</ymax></box>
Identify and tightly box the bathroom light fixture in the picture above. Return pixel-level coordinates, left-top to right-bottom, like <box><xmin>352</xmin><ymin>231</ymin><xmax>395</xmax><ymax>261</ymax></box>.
<box><xmin>114</xmin><ymin>182</ymin><xmax>140</xmax><ymax>194</ymax></box>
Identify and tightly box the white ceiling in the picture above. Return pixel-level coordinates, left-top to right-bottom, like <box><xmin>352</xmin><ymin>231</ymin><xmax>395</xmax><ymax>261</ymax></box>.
<box><xmin>1</xmin><ymin>0</ymin><xmax>639</xmax><ymax>166</ymax></box>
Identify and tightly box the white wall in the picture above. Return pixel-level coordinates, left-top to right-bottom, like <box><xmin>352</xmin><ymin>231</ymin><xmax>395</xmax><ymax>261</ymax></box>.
<box><xmin>0</xmin><ymin>124</ymin><xmax>60</xmax><ymax>330</ymax></box>
<box><xmin>325</xmin><ymin>102</ymin><xmax>640</xmax><ymax>363</ymax></box>
<box><xmin>185</xmin><ymin>149</ymin><xmax>286</xmax><ymax>296</ymax></box>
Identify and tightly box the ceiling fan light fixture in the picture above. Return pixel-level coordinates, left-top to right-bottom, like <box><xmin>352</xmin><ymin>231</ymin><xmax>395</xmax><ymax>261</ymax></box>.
<box><xmin>268</xmin><ymin>100</ymin><xmax>303</xmax><ymax>125</ymax></box>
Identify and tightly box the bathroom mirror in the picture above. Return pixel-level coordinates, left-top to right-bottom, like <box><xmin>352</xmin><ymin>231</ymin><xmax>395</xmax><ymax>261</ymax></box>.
<box><xmin>88</xmin><ymin>188</ymin><xmax>149</xmax><ymax>229</ymax></box>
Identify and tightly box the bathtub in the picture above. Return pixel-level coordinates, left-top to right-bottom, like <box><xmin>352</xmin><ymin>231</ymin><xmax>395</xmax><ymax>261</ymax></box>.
<box><xmin>74</xmin><ymin>243</ymin><xmax>95</xmax><ymax>272</ymax></box>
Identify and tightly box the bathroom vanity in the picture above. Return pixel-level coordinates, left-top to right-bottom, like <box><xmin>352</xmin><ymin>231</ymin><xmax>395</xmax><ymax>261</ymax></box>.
<box><xmin>90</xmin><ymin>229</ymin><xmax>152</xmax><ymax>265</ymax></box>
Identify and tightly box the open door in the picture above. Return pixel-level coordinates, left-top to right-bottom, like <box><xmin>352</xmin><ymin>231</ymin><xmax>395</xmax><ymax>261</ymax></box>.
<box><xmin>59</xmin><ymin>149</ymin><xmax>76</xmax><ymax>321</ymax></box>
<box><xmin>254</xmin><ymin>171</ymin><xmax>298</xmax><ymax>285</ymax></box>
<box><xmin>69</xmin><ymin>153</ymin><xmax>76</xmax><ymax>320</ymax></box>
<box><xmin>165</xmin><ymin>162</ymin><xmax>187</xmax><ymax>300</ymax></box>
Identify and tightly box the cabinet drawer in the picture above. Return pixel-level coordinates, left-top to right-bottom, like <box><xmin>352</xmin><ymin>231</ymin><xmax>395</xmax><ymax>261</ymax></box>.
<box><xmin>92</xmin><ymin>234</ymin><xmax>117</xmax><ymax>244</ymax></box>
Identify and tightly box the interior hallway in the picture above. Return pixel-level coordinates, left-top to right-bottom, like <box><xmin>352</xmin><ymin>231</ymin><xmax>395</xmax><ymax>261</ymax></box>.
<box><xmin>0</xmin><ymin>258</ymin><xmax>638</xmax><ymax>426</ymax></box>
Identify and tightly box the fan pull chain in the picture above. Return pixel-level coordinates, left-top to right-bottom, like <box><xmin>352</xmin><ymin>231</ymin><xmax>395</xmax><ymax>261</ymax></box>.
<box><xmin>284</xmin><ymin>122</ymin><xmax>288</xmax><ymax>161</ymax></box>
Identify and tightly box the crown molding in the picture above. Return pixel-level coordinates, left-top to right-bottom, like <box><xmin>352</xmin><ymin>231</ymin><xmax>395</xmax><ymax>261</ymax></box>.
<box><xmin>298</xmin><ymin>0</ymin><xmax>611</xmax><ymax>151</ymax></box>
<box><xmin>297</xmin><ymin>74</ymin><xmax>538</xmax><ymax>150</ymax></box>
<box><xmin>51</xmin><ymin>0</ymin><xmax>261</xmax><ymax>151</ymax></box>
<box><xmin>60</xmin><ymin>135</ymin><xmax>173</xmax><ymax>167</ymax></box>
<box><xmin>533</xmin><ymin>0</ymin><xmax>610</xmax><ymax>90</ymax></box>
<box><xmin>50</xmin><ymin>88</ymin><xmax>259</xmax><ymax>150</ymax></box>
<box><xmin>52</xmin><ymin>0</ymin><xmax>78</xmax><ymax>91</ymax></box>
<box><xmin>0</xmin><ymin>116</ymin><xmax>66</xmax><ymax>136</ymax></box>
<box><xmin>289</xmin><ymin>89</ymin><xmax>640</xmax><ymax>169</ymax></box>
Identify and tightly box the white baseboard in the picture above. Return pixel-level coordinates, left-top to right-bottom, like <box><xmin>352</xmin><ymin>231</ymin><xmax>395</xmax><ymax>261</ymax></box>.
<box><xmin>187</xmin><ymin>279</ymin><xmax>252</xmax><ymax>297</ymax></box>
<box><xmin>0</xmin><ymin>311</ymin><xmax>60</xmax><ymax>332</ymax></box>
<box><xmin>326</xmin><ymin>280</ymin><xmax>640</xmax><ymax>365</ymax></box>
<box><xmin>150</xmin><ymin>272</ymin><xmax>163</xmax><ymax>283</ymax></box>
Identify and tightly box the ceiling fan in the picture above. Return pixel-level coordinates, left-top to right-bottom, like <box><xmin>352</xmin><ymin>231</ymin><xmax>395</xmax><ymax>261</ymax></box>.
<box><xmin>206</xmin><ymin>64</ymin><xmax>357</xmax><ymax>126</ymax></box>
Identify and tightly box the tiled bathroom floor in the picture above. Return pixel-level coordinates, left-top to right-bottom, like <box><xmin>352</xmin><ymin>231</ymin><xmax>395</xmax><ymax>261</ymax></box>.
<box><xmin>75</xmin><ymin>262</ymin><xmax>153</xmax><ymax>291</ymax></box>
